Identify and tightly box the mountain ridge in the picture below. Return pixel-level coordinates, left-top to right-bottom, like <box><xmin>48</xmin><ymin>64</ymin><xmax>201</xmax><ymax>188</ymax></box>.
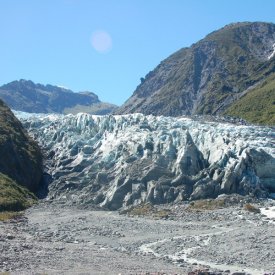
<box><xmin>0</xmin><ymin>79</ymin><xmax>117</xmax><ymax>115</ymax></box>
<box><xmin>115</xmin><ymin>22</ymin><xmax>275</xmax><ymax>124</ymax></box>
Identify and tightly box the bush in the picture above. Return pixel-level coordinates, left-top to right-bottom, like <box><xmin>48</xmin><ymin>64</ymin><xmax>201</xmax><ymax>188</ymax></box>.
<box><xmin>0</xmin><ymin>211</ymin><xmax>23</xmax><ymax>221</ymax></box>
<box><xmin>0</xmin><ymin>173</ymin><xmax>37</xmax><ymax>212</ymax></box>
<box><xmin>243</xmin><ymin>203</ymin><xmax>260</xmax><ymax>213</ymax></box>
<box><xmin>120</xmin><ymin>203</ymin><xmax>171</xmax><ymax>219</ymax></box>
<box><xmin>188</xmin><ymin>199</ymin><xmax>226</xmax><ymax>211</ymax></box>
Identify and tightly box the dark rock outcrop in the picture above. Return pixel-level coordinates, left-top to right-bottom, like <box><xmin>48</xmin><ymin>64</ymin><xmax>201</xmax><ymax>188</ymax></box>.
<box><xmin>0</xmin><ymin>99</ymin><xmax>42</xmax><ymax>192</ymax></box>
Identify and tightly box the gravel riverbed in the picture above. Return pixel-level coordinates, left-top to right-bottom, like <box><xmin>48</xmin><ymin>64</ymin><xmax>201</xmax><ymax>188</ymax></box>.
<box><xmin>1</xmin><ymin>199</ymin><xmax>275</xmax><ymax>275</ymax></box>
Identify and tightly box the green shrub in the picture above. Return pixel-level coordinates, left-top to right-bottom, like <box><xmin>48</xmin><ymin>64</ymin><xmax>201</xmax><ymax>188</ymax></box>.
<box><xmin>0</xmin><ymin>172</ymin><xmax>37</xmax><ymax>212</ymax></box>
<box><xmin>225</xmin><ymin>73</ymin><xmax>275</xmax><ymax>125</ymax></box>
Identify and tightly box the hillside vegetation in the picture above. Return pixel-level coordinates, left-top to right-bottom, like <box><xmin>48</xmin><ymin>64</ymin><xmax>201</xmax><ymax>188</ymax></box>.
<box><xmin>0</xmin><ymin>99</ymin><xmax>42</xmax><ymax>217</ymax></box>
<box><xmin>0</xmin><ymin>173</ymin><xmax>37</xmax><ymax>212</ymax></box>
<box><xmin>0</xmin><ymin>99</ymin><xmax>42</xmax><ymax>192</ymax></box>
<box><xmin>225</xmin><ymin>74</ymin><xmax>275</xmax><ymax>125</ymax></box>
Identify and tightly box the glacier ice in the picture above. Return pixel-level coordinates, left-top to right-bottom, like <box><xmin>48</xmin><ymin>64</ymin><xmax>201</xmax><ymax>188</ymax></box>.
<box><xmin>15</xmin><ymin>111</ymin><xmax>275</xmax><ymax>209</ymax></box>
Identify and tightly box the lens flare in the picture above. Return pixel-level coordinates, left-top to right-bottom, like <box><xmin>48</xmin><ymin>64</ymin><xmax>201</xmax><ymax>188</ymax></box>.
<box><xmin>91</xmin><ymin>30</ymin><xmax>112</xmax><ymax>53</ymax></box>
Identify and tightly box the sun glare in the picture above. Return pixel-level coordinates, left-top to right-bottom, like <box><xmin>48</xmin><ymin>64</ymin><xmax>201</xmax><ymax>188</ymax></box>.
<box><xmin>91</xmin><ymin>30</ymin><xmax>112</xmax><ymax>53</ymax></box>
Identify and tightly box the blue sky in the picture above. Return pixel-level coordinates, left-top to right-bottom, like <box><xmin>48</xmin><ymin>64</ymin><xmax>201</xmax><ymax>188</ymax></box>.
<box><xmin>1</xmin><ymin>0</ymin><xmax>275</xmax><ymax>105</ymax></box>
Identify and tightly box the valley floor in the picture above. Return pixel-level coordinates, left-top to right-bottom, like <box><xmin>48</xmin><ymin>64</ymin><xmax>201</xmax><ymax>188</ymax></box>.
<box><xmin>0</xmin><ymin>200</ymin><xmax>275</xmax><ymax>275</ymax></box>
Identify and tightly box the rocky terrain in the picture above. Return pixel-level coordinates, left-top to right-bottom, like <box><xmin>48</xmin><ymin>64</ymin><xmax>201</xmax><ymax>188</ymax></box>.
<box><xmin>15</xmin><ymin>111</ymin><xmax>275</xmax><ymax>210</ymax></box>
<box><xmin>0</xmin><ymin>79</ymin><xmax>117</xmax><ymax>115</ymax></box>
<box><xmin>0</xmin><ymin>197</ymin><xmax>275</xmax><ymax>274</ymax></box>
<box><xmin>115</xmin><ymin>22</ymin><xmax>275</xmax><ymax>125</ymax></box>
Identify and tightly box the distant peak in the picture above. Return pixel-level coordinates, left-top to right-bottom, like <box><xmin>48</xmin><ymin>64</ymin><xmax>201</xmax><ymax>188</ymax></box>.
<box><xmin>19</xmin><ymin>79</ymin><xmax>31</xmax><ymax>83</ymax></box>
<box><xmin>19</xmin><ymin>79</ymin><xmax>35</xmax><ymax>85</ymax></box>
<box><xmin>0</xmin><ymin>79</ymin><xmax>117</xmax><ymax>115</ymax></box>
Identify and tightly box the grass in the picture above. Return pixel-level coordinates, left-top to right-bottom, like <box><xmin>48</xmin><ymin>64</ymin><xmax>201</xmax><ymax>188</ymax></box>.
<box><xmin>187</xmin><ymin>198</ymin><xmax>226</xmax><ymax>211</ymax></box>
<box><xmin>121</xmin><ymin>203</ymin><xmax>171</xmax><ymax>219</ymax></box>
<box><xmin>0</xmin><ymin>211</ymin><xmax>23</xmax><ymax>222</ymax></box>
<box><xmin>225</xmin><ymin>73</ymin><xmax>275</xmax><ymax>125</ymax></box>
<box><xmin>0</xmin><ymin>172</ymin><xmax>37</xmax><ymax>212</ymax></box>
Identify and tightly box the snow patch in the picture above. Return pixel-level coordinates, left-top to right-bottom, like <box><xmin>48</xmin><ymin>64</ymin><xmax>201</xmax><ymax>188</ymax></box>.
<box><xmin>260</xmin><ymin>206</ymin><xmax>275</xmax><ymax>224</ymax></box>
<box><xmin>268</xmin><ymin>43</ymin><xmax>275</xmax><ymax>60</ymax></box>
<box><xmin>57</xmin><ymin>85</ymin><xmax>70</xmax><ymax>90</ymax></box>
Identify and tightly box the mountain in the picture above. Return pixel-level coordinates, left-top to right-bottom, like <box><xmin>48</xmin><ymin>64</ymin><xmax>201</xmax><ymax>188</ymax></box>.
<box><xmin>0</xmin><ymin>99</ymin><xmax>42</xmax><ymax>211</ymax></box>
<box><xmin>0</xmin><ymin>79</ymin><xmax>117</xmax><ymax>115</ymax></box>
<box><xmin>115</xmin><ymin>22</ymin><xmax>275</xmax><ymax>124</ymax></box>
<box><xmin>16</xmin><ymin>112</ymin><xmax>275</xmax><ymax>210</ymax></box>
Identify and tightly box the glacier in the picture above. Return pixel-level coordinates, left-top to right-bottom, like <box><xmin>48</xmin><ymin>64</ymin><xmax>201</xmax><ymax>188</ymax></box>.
<box><xmin>15</xmin><ymin>111</ymin><xmax>275</xmax><ymax>210</ymax></box>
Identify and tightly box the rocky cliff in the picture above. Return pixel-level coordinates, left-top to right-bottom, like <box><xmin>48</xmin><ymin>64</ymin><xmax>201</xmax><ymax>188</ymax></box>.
<box><xmin>0</xmin><ymin>99</ymin><xmax>42</xmax><ymax>192</ymax></box>
<box><xmin>16</xmin><ymin>112</ymin><xmax>275</xmax><ymax>210</ymax></box>
<box><xmin>0</xmin><ymin>79</ymin><xmax>117</xmax><ymax>115</ymax></box>
<box><xmin>116</xmin><ymin>22</ymin><xmax>275</xmax><ymax>124</ymax></box>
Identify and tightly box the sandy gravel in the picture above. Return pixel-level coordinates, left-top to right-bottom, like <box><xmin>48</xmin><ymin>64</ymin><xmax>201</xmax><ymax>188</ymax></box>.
<box><xmin>1</xmin><ymin>200</ymin><xmax>275</xmax><ymax>275</ymax></box>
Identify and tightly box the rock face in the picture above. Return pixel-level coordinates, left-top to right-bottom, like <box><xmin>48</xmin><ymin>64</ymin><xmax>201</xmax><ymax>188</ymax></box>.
<box><xmin>16</xmin><ymin>112</ymin><xmax>275</xmax><ymax>209</ymax></box>
<box><xmin>0</xmin><ymin>79</ymin><xmax>117</xmax><ymax>115</ymax></box>
<box><xmin>0</xmin><ymin>100</ymin><xmax>42</xmax><ymax>192</ymax></box>
<box><xmin>115</xmin><ymin>22</ymin><xmax>275</xmax><ymax>123</ymax></box>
